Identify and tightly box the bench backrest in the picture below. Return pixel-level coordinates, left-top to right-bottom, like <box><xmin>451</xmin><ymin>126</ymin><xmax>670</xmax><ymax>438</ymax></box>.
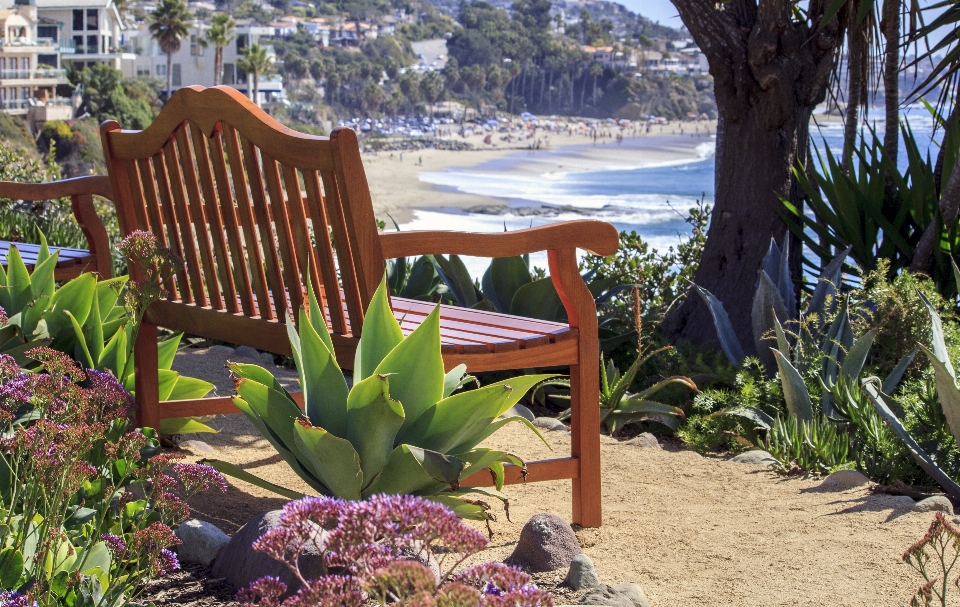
<box><xmin>99</xmin><ymin>86</ymin><xmax>384</xmax><ymax>335</ymax></box>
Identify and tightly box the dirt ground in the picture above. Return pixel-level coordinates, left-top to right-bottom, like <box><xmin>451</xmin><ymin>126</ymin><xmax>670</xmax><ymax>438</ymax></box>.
<box><xmin>173</xmin><ymin>347</ymin><xmax>933</xmax><ymax>607</ymax></box>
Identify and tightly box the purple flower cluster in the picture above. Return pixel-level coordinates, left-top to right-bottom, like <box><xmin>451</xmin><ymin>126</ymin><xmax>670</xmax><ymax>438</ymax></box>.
<box><xmin>0</xmin><ymin>591</ymin><xmax>36</xmax><ymax>607</ymax></box>
<box><xmin>171</xmin><ymin>462</ymin><xmax>229</xmax><ymax>495</ymax></box>
<box><xmin>239</xmin><ymin>495</ymin><xmax>553</xmax><ymax>607</ymax></box>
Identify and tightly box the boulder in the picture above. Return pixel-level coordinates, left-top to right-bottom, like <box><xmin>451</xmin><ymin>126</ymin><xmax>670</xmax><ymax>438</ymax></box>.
<box><xmin>625</xmin><ymin>433</ymin><xmax>660</xmax><ymax>449</ymax></box>
<box><xmin>730</xmin><ymin>450</ymin><xmax>777</xmax><ymax>465</ymax></box>
<box><xmin>914</xmin><ymin>496</ymin><xmax>954</xmax><ymax>515</ymax></box>
<box><xmin>210</xmin><ymin>510</ymin><xmax>327</xmax><ymax>595</ymax></box>
<box><xmin>507</xmin><ymin>513</ymin><xmax>582</xmax><ymax>572</ymax></box>
<box><xmin>259</xmin><ymin>352</ymin><xmax>277</xmax><ymax>367</ymax></box>
<box><xmin>533</xmin><ymin>417</ymin><xmax>568</xmax><ymax>432</ymax></box>
<box><xmin>820</xmin><ymin>470</ymin><xmax>870</xmax><ymax>491</ymax></box>
<box><xmin>234</xmin><ymin>345</ymin><xmax>260</xmax><ymax>361</ymax></box>
<box><xmin>890</xmin><ymin>495</ymin><xmax>916</xmax><ymax>510</ymax></box>
<box><xmin>563</xmin><ymin>554</ymin><xmax>600</xmax><ymax>590</ymax></box>
<box><xmin>175</xmin><ymin>519</ymin><xmax>230</xmax><ymax>567</ymax></box>
<box><xmin>612</xmin><ymin>583</ymin><xmax>651</xmax><ymax>607</ymax></box>
<box><xmin>502</xmin><ymin>404</ymin><xmax>535</xmax><ymax>422</ymax></box>
<box><xmin>177</xmin><ymin>439</ymin><xmax>215</xmax><ymax>455</ymax></box>
<box><xmin>579</xmin><ymin>584</ymin><xmax>633</xmax><ymax>607</ymax></box>
<box><xmin>207</xmin><ymin>345</ymin><xmax>235</xmax><ymax>356</ymax></box>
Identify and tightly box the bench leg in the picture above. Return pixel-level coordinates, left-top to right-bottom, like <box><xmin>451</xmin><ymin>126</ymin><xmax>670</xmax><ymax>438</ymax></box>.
<box><xmin>570</xmin><ymin>353</ymin><xmax>602</xmax><ymax>527</ymax></box>
<box><xmin>134</xmin><ymin>321</ymin><xmax>161</xmax><ymax>430</ymax></box>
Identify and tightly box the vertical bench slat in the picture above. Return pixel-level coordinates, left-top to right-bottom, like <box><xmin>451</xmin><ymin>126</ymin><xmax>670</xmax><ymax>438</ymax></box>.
<box><xmin>151</xmin><ymin>151</ymin><xmax>193</xmax><ymax>303</ymax></box>
<box><xmin>280</xmin><ymin>165</ymin><xmax>318</xmax><ymax>316</ymax></box>
<box><xmin>209</xmin><ymin>129</ymin><xmax>256</xmax><ymax>316</ymax></box>
<box><xmin>190</xmin><ymin>123</ymin><xmax>240</xmax><ymax>314</ymax></box>
<box><xmin>176</xmin><ymin>125</ymin><xmax>224</xmax><ymax>311</ymax></box>
<box><xmin>162</xmin><ymin>136</ymin><xmax>209</xmax><ymax>308</ymax></box>
<box><xmin>124</xmin><ymin>159</ymin><xmax>151</xmax><ymax>232</ymax></box>
<box><xmin>135</xmin><ymin>158</ymin><xmax>179</xmax><ymax>299</ymax></box>
<box><xmin>262</xmin><ymin>155</ymin><xmax>304</xmax><ymax>318</ymax></box>
<box><xmin>224</xmin><ymin>125</ymin><xmax>272</xmax><ymax>320</ymax></box>
<box><xmin>320</xmin><ymin>171</ymin><xmax>365</xmax><ymax>334</ymax></box>
<box><xmin>240</xmin><ymin>135</ymin><xmax>287</xmax><ymax>320</ymax></box>
<box><xmin>303</xmin><ymin>170</ymin><xmax>348</xmax><ymax>335</ymax></box>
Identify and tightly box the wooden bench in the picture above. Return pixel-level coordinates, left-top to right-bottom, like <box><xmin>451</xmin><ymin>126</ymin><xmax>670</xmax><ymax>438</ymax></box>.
<box><xmin>0</xmin><ymin>176</ymin><xmax>113</xmax><ymax>279</ymax></box>
<box><xmin>98</xmin><ymin>86</ymin><xmax>617</xmax><ymax>527</ymax></box>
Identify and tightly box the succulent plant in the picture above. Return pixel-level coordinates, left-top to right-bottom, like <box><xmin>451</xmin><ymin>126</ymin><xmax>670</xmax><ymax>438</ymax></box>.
<box><xmin>210</xmin><ymin>278</ymin><xmax>552</xmax><ymax>520</ymax></box>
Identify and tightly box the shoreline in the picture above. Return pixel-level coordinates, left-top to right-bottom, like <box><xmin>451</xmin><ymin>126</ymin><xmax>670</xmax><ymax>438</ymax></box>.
<box><xmin>362</xmin><ymin>122</ymin><xmax>717</xmax><ymax>225</ymax></box>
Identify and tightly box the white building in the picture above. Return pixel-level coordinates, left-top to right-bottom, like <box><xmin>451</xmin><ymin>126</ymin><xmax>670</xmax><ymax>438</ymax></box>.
<box><xmin>0</xmin><ymin>0</ymin><xmax>72</xmax><ymax>117</ymax></box>
<box><xmin>126</xmin><ymin>21</ymin><xmax>284</xmax><ymax>105</ymax></box>
<box><xmin>35</xmin><ymin>0</ymin><xmax>136</xmax><ymax>74</ymax></box>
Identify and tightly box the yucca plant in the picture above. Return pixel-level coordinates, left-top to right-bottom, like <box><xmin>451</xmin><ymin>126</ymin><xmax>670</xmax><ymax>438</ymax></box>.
<box><xmin>208</xmin><ymin>277</ymin><xmax>552</xmax><ymax>520</ymax></box>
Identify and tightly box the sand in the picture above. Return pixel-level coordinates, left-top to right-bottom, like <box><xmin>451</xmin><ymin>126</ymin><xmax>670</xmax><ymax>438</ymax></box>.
<box><xmin>174</xmin><ymin>345</ymin><xmax>932</xmax><ymax>607</ymax></box>
<box><xmin>361</xmin><ymin>123</ymin><xmax>717</xmax><ymax>224</ymax></box>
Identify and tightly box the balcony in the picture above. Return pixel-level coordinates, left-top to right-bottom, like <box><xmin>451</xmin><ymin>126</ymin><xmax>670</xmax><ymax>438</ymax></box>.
<box><xmin>0</xmin><ymin>37</ymin><xmax>74</xmax><ymax>53</ymax></box>
<box><xmin>0</xmin><ymin>68</ymin><xmax>68</xmax><ymax>85</ymax></box>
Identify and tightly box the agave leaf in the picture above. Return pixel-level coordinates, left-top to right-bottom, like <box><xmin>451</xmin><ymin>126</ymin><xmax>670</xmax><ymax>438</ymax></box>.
<box><xmin>66</xmin><ymin>311</ymin><xmax>95</xmax><ymax>370</ymax></box>
<box><xmin>99</xmin><ymin>325</ymin><xmax>127</xmax><ymax>379</ymax></box>
<box><xmin>840</xmin><ymin>329</ymin><xmax>876</xmax><ymax>380</ymax></box>
<box><xmin>919</xmin><ymin>290</ymin><xmax>955</xmax><ymax>378</ymax></box>
<box><xmin>777</xmin><ymin>231</ymin><xmax>797</xmax><ymax>319</ymax></box>
<box><xmin>355</xmin><ymin>277</ymin><xmax>404</xmax><ymax>381</ymax></box>
<box><xmin>919</xmin><ymin>345</ymin><xmax>960</xmax><ymax>445</ymax></box>
<box><xmin>882</xmin><ymin>347</ymin><xmax>918</xmax><ymax>395</ymax></box>
<box><xmin>773</xmin><ymin>349</ymin><xmax>813</xmax><ymax>421</ymax></box>
<box><xmin>362</xmin><ymin>444</ymin><xmax>465</xmax><ymax>498</ymax></box>
<box><xmin>457</xmin><ymin>448</ymin><xmax>524</xmax><ymax>484</ymax></box>
<box><xmin>449</xmin><ymin>415</ymin><xmax>550</xmax><ymax>455</ymax></box>
<box><xmin>375</xmin><ymin>305</ymin><xmax>444</xmax><ymax>436</ymax></box>
<box><xmin>482</xmin><ymin>374</ymin><xmax>559</xmax><ymax>416</ymax></box>
<box><xmin>159</xmin><ymin>417</ymin><xmax>217</xmax><ymax>435</ymax></box>
<box><xmin>607</xmin><ymin>408</ymin><xmax>682</xmax><ymax>432</ymax></box>
<box><xmin>481</xmin><ymin>256</ymin><xmax>531</xmax><ymax>314</ymax></box>
<box><xmin>442</xmin><ymin>364</ymin><xmax>470</xmax><ymax>398</ymax></box>
<box><xmin>953</xmin><ymin>257</ymin><xmax>960</xmax><ymax>297</ymax></box>
<box><xmin>165</xmin><ymin>374</ymin><xmax>214</xmax><ymax>401</ymax></box>
<box><xmin>398</xmin><ymin>384</ymin><xmax>516</xmax><ymax>454</ymax></box>
<box><xmin>430</xmin><ymin>254</ymin><xmax>478</xmax><ymax>308</ymax></box>
<box><xmin>345</xmin><ymin>374</ymin><xmax>405</xmax><ymax>488</ymax></box>
<box><xmin>228</xmin><ymin>362</ymin><xmax>293</xmax><ymax>398</ymax></box>
<box><xmin>203</xmin><ymin>459</ymin><xmax>305</xmax><ymax>500</ymax></box>
<box><xmin>299</xmin><ymin>307</ymin><xmax>348</xmax><ymax>436</ymax></box>
<box><xmin>46</xmin><ymin>274</ymin><xmax>96</xmax><ymax>336</ymax></box>
<box><xmin>752</xmin><ymin>271</ymin><xmax>788</xmax><ymax>372</ymax></box>
<box><xmin>85</xmin><ymin>299</ymin><xmax>104</xmax><ymax>368</ymax></box>
<box><xmin>307</xmin><ymin>279</ymin><xmax>335</xmax><ymax>355</ymax></box>
<box><xmin>632</xmin><ymin>376</ymin><xmax>697</xmax><ymax>400</ymax></box>
<box><xmin>425</xmin><ymin>494</ymin><xmax>491</xmax><ymax>521</ymax></box>
<box><xmin>28</xmin><ymin>248</ymin><xmax>58</xmax><ymax>303</ymax></box>
<box><xmin>713</xmin><ymin>405</ymin><xmax>774</xmax><ymax>430</ymax></box>
<box><xmin>510</xmin><ymin>277</ymin><xmax>562</xmax><ymax>322</ymax></box>
<box><xmin>694</xmin><ymin>284</ymin><xmax>745</xmax><ymax>367</ymax></box>
<box><xmin>809</xmin><ymin>246</ymin><xmax>851</xmax><ymax>318</ymax></box>
<box><xmin>821</xmin><ymin>298</ymin><xmax>852</xmax><ymax>386</ymax></box>
<box><xmin>5</xmin><ymin>246</ymin><xmax>31</xmax><ymax>313</ymax></box>
<box><xmin>773</xmin><ymin>313</ymin><xmax>790</xmax><ymax>357</ymax></box>
<box><xmin>399</xmin><ymin>255</ymin><xmax>437</xmax><ymax>299</ymax></box>
<box><xmin>862</xmin><ymin>380</ymin><xmax>960</xmax><ymax>500</ymax></box>
<box><xmin>761</xmin><ymin>237</ymin><xmax>781</xmax><ymax>283</ymax></box>
<box><xmin>156</xmin><ymin>333</ymin><xmax>182</xmax><ymax>371</ymax></box>
<box><xmin>293</xmin><ymin>420</ymin><xmax>363</xmax><ymax>500</ymax></box>
<box><xmin>95</xmin><ymin>276</ymin><xmax>128</xmax><ymax>322</ymax></box>
<box><xmin>235</xmin><ymin>378</ymin><xmax>306</xmax><ymax>455</ymax></box>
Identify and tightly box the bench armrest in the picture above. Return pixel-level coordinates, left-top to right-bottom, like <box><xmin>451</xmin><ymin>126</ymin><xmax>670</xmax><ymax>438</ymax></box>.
<box><xmin>0</xmin><ymin>176</ymin><xmax>114</xmax><ymax>278</ymax></box>
<box><xmin>378</xmin><ymin>219</ymin><xmax>619</xmax><ymax>259</ymax></box>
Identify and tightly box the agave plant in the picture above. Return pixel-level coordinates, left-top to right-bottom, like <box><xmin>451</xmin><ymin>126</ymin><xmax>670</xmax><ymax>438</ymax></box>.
<box><xmin>209</xmin><ymin>278</ymin><xmax>552</xmax><ymax>520</ymax></box>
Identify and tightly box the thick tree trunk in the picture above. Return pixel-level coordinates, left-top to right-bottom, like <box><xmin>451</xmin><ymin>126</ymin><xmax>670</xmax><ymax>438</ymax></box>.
<box><xmin>214</xmin><ymin>47</ymin><xmax>223</xmax><ymax>86</ymax></box>
<box><xmin>665</xmin><ymin>0</ymin><xmax>840</xmax><ymax>354</ymax></box>
<box><xmin>842</xmin><ymin>1</ymin><xmax>865</xmax><ymax>171</ymax></box>
<box><xmin>166</xmin><ymin>52</ymin><xmax>173</xmax><ymax>101</ymax></box>
<box><xmin>882</xmin><ymin>0</ymin><xmax>900</xmax><ymax>167</ymax></box>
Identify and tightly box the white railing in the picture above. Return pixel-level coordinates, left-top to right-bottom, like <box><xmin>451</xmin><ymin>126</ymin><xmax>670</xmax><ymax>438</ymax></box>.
<box><xmin>0</xmin><ymin>69</ymin><xmax>67</xmax><ymax>80</ymax></box>
<box><xmin>0</xmin><ymin>99</ymin><xmax>29</xmax><ymax>110</ymax></box>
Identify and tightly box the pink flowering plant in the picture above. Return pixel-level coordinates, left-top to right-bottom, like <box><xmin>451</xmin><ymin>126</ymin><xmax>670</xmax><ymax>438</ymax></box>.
<box><xmin>0</xmin><ymin>347</ymin><xmax>227</xmax><ymax>607</ymax></box>
<box><xmin>237</xmin><ymin>494</ymin><xmax>553</xmax><ymax>607</ymax></box>
<box><xmin>903</xmin><ymin>512</ymin><xmax>960</xmax><ymax>607</ymax></box>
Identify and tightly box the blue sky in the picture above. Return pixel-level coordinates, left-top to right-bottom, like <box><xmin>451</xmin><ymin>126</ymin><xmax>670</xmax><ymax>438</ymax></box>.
<box><xmin>617</xmin><ymin>0</ymin><xmax>682</xmax><ymax>27</ymax></box>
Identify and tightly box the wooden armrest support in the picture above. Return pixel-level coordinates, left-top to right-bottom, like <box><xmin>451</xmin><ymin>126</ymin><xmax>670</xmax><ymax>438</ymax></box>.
<box><xmin>378</xmin><ymin>220</ymin><xmax>619</xmax><ymax>259</ymax></box>
<box><xmin>0</xmin><ymin>176</ymin><xmax>114</xmax><ymax>202</ymax></box>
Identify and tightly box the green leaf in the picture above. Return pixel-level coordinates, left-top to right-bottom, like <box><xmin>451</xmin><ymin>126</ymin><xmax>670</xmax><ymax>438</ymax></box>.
<box><xmin>882</xmin><ymin>347</ymin><xmax>918</xmax><ymax>394</ymax></box>
<box><xmin>481</xmin><ymin>256</ymin><xmax>532</xmax><ymax>314</ymax></box>
<box><xmin>0</xmin><ymin>547</ymin><xmax>23</xmax><ymax>588</ymax></box>
<box><xmin>202</xmin><ymin>459</ymin><xmax>305</xmax><ymax>499</ymax></box>
<box><xmin>298</xmin><ymin>307</ymin><xmax>348</xmax><ymax>436</ymax></box>
<box><xmin>362</xmin><ymin>444</ymin><xmax>465</xmax><ymax>498</ymax></box>
<box><xmin>425</xmin><ymin>494</ymin><xmax>492</xmax><ymax>521</ymax></box>
<box><xmin>156</xmin><ymin>333</ymin><xmax>183</xmax><ymax>371</ymax></box>
<box><xmin>99</xmin><ymin>325</ymin><xmax>127</xmax><ymax>379</ymax></box>
<box><xmin>76</xmin><ymin>542</ymin><xmax>111</xmax><ymax>576</ymax></box>
<box><xmin>442</xmin><ymin>364</ymin><xmax>470</xmax><ymax>398</ymax></box>
<box><xmin>449</xmin><ymin>414</ymin><xmax>550</xmax><ymax>456</ymax></box>
<box><xmin>5</xmin><ymin>246</ymin><xmax>32</xmax><ymax>313</ymax></box>
<box><xmin>293</xmin><ymin>420</ymin><xmax>363</xmax><ymax>500</ymax></box>
<box><xmin>95</xmin><ymin>276</ymin><xmax>128</xmax><ymax>321</ymax></box>
<box><xmin>356</xmin><ymin>277</ymin><xmax>404</xmax><ymax>381</ymax></box>
<box><xmin>920</xmin><ymin>345</ymin><xmax>960</xmax><ymax>445</ymax></box>
<box><xmin>457</xmin><ymin>447</ymin><xmax>524</xmax><ymax>484</ymax></box>
<box><xmin>773</xmin><ymin>349</ymin><xmax>813</xmax><ymax>421</ymax></box>
<box><xmin>159</xmin><ymin>417</ymin><xmax>218</xmax><ymax>435</ymax></box>
<box><xmin>713</xmin><ymin>405</ymin><xmax>773</xmax><ymax>430</ymax></box>
<box><xmin>47</xmin><ymin>273</ymin><xmax>97</xmax><ymax>336</ymax></box>
<box><xmin>399</xmin><ymin>383</ymin><xmax>514</xmax><ymax>453</ymax></box>
<box><xmin>307</xmin><ymin>278</ymin><xmax>335</xmax><ymax>354</ymax></box>
<box><xmin>399</xmin><ymin>255</ymin><xmax>438</xmax><ymax>299</ymax></box>
<box><xmin>694</xmin><ymin>284</ymin><xmax>745</xmax><ymax>367</ymax></box>
<box><xmin>67</xmin><ymin>311</ymin><xmax>96</xmax><ymax>371</ymax></box>
<box><xmin>28</xmin><ymin>247</ymin><xmax>58</xmax><ymax>302</ymax></box>
<box><xmin>751</xmin><ymin>271</ymin><xmax>787</xmax><ymax>371</ymax></box>
<box><xmin>840</xmin><ymin>329</ymin><xmax>876</xmax><ymax>380</ymax></box>
<box><xmin>919</xmin><ymin>290</ymin><xmax>955</xmax><ymax>378</ymax></box>
<box><xmin>235</xmin><ymin>378</ymin><xmax>305</xmax><ymax>454</ymax></box>
<box><xmin>430</xmin><ymin>254</ymin><xmax>478</xmax><ymax>307</ymax></box>
<box><xmin>376</xmin><ymin>305</ymin><xmax>444</xmax><ymax>435</ymax></box>
<box><xmin>510</xmin><ymin>276</ymin><xmax>562</xmax><ymax>321</ymax></box>
<box><xmin>228</xmin><ymin>362</ymin><xmax>293</xmax><ymax>397</ymax></box>
<box><xmin>633</xmin><ymin>376</ymin><xmax>697</xmax><ymax>400</ymax></box>
<box><xmin>345</xmin><ymin>374</ymin><xmax>405</xmax><ymax>488</ymax></box>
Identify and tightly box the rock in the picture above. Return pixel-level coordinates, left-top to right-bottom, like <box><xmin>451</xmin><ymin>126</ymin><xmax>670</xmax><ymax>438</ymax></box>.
<box><xmin>259</xmin><ymin>352</ymin><xmax>277</xmax><ymax>367</ymax></box>
<box><xmin>914</xmin><ymin>496</ymin><xmax>954</xmax><ymax>515</ymax></box>
<box><xmin>563</xmin><ymin>554</ymin><xmax>600</xmax><ymax>590</ymax></box>
<box><xmin>177</xmin><ymin>439</ymin><xmax>215</xmax><ymax>455</ymax></box>
<box><xmin>207</xmin><ymin>345</ymin><xmax>235</xmax><ymax>356</ymax></box>
<box><xmin>820</xmin><ymin>470</ymin><xmax>870</xmax><ymax>491</ymax></box>
<box><xmin>890</xmin><ymin>496</ymin><xmax>915</xmax><ymax>509</ymax></box>
<box><xmin>579</xmin><ymin>584</ymin><xmax>633</xmax><ymax>607</ymax></box>
<box><xmin>612</xmin><ymin>583</ymin><xmax>650</xmax><ymax>607</ymax></box>
<box><xmin>502</xmin><ymin>404</ymin><xmax>535</xmax><ymax>422</ymax></box>
<box><xmin>175</xmin><ymin>519</ymin><xmax>230</xmax><ymax>567</ymax></box>
<box><xmin>533</xmin><ymin>417</ymin><xmax>568</xmax><ymax>432</ymax></box>
<box><xmin>625</xmin><ymin>433</ymin><xmax>660</xmax><ymax>449</ymax></box>
<box><xmin>731</xmin><ymin>450</ymin><xmax>777</xmax><ymax>465</ymax></box>
<box><xmin>234</xmin><ymin>345</ymin><xmax>260</xmax><ymax>361</ymax></box>
<box><xmin>507</xmin><ymin>513</ymin><xmax>582</xmax><ymax>572</ymax></box>
<box><xmin>210</xmin><ymin>510</ymin><xmax>327</xmax><ymax>595</ymax></box>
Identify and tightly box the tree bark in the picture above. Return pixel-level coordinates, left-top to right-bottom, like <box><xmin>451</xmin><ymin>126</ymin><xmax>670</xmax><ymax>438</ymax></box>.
<box><xmin>664</xmin><ymin>0</ymin><xmax>841</xmax><ymax>354</ymax></box>
<box><xmin>214</xmin><ymin>47</ymin><xmax>223</xmax><ymax>86</ymax></box>
<box><xmin>166</xmin><ymin>51</ymin><xmax>173</xmax><ymax>100</ymax></box>
<box><xmin>843</xmin><ymin>1</ymin><xmax>865</xmax><ymax>171</ymax></box>
<box><xmin>882</xmin><ymin>0</ymin><xmax>900</xmax><ymax>171</ymax></box>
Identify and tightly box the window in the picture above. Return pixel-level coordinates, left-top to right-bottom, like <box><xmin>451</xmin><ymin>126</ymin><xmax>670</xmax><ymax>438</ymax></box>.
<box><xmin>190</xmin><ymin>35</ymin><xmax>204</xmax><ymax>56</ymax></box>
<box><xmin>73</xmin><ymin>35</ymin><xmax>83</xmax><ymax>51</ymax></box>
<box><xmin>236</xmin><ymin>34</ymin><xmax>247</xmax><ymax>53</ymax></box>
<box><xmin>86</xmin><ymin>9</ymin><xmax>98</xmax><ymax>31</ymax></box>
<box><xmin>222</xmin><ymin>62</ymin><xmax>235</xmax><ymax>84</ymax></box>
<box><xmin>38</xmin><ymin>54</ymin><xmax>58</xmax><ymax>68</ymax></box>
<box><xmin>136</xmin><ymin>65</ymin><xmax>150</xmax><ymax>76</ymax></box>
<box><xmin>37</xmin><ymin>25</ymin><xmax>58</xmax><ymax>41</ymax></box>
<box><xmin>73</xmin><ymin>9</ymin><xmax>84</xmax><ymax>30</ymax></box>
<box><xmin>87</xmin><ymin>35</ymin><xmax>97</xmax><ymax>54</ymax></box>
<box><xmin>236</xmin><ymin>66</ymin><xmax>246</xmax><ymax>82</ymax></box>
<box><xmin>156</xmin><ymin>64</ymin><xmax>166</xmax><ymax>76</ymax></box>
<box><xmin>172</xmin><ymin>63</ymin><xmax>181</xmax><ymax>86</ymax></box>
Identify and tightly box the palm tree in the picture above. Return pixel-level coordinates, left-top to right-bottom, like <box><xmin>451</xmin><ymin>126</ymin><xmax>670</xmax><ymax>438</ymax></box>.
<box><xmin>149</xmin><ymin>0</ymin><xmax>191</xmax><ymax>101</ymax></box>
<box><xmin>237</xmin><ymin>43</ymin><xmax>275</xmax><ymax>107</ymax></box>
<box><xmin>205</xmin><ymin>13</ymin><xmax>236</xmax><ymax>87</ymax></box>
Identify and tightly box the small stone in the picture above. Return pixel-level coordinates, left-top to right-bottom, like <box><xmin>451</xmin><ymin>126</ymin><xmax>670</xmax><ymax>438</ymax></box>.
<box><xmin>564</xmin><ymin>554</ymin><xmax>600</xmax><ymax>590</ymax></box>
<box><xmin>177</xmin><ymin>439</ymin><xmax>215</xmax><ymax>455</ymax></box>
<box><xmin>235</xmin><ymin>345</ymin><xmax>260</xmax><ymax>360</ymax></box>
<box><xmin>914</xmin><ymin>496</ymin><xmax>954</xmax><ymax>515</ymax></box>
<box><xmin>612</xmin><ymin>583</ymin><xmax>650</xmax><ymax>607</ymax></box>
<box><xmin>506</xmin><ymin>513</ymin><xmax>582</xmax><ymax>572</ymax></box>
<box><xmin>502</xmin><ymin>404</ymin><xmax>535</xmax><ymax>422</ymax></box>
<box><xmin>890</xmin><ymin>495</ymin><xmax>915</xmax><ymax>509</ymax></box>
<box><xmin>207</xmin><ymin>345</ymin><xmax>235</xmax><ymax>356</ymax></box>
<box><xmin>731</xmin><ymin>450</ymin><xmax>777</xmax><ymax>465</ymax></box>
<box><xmin>533</xmin><ymin>417</ymin><xmax>568</xmax><ymax>432</ymax></box>
<box><xmin>579</xmin><ymin>584</ymin><xmax>633</xmax><ymax>606</ymax></box>
<box><xmin>625</xmin><ymin>433</ymin><xmax>660</xmax><ymax>449</ymax></box>
<box><xmin>259</xmin><ymin>352</ymin><xmax>277</xmax><ymax>367</ymax></box>
<box><xmin>175</xmin><ymin>519</ymin><xmax>230</xmax><ymax>567</ymax></box>
<box><xmin>820</xmin><ymin>470</ymin><xmax>870</xmax><ymax>491</ymax></box>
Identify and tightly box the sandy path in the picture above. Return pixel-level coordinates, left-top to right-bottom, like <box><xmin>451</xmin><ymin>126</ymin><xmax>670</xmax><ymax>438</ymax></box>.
<box><xmin>174</xmin><ymin>346</ymin><xmax>928</xmax><ymax>607</ymax></box>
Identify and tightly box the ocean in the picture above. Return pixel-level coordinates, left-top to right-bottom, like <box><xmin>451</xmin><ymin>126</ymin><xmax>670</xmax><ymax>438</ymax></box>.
<box><xmin>399</xmin><ymin>106</ymin><xmax>941</xmax><ymax>277</ymax></box>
